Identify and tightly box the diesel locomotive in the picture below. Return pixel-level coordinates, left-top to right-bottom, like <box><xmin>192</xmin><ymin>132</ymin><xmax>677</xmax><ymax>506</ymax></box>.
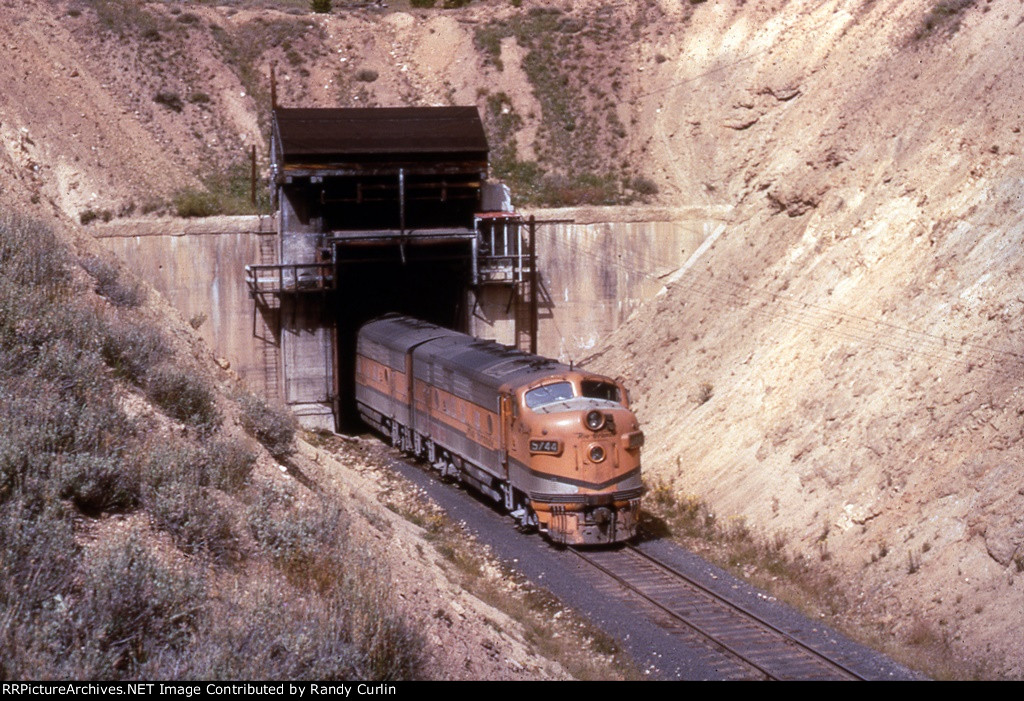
<box><xmin>354</xmin><ymin>314</ymin><xmax>644</xmax><ymax>545</ymax></box>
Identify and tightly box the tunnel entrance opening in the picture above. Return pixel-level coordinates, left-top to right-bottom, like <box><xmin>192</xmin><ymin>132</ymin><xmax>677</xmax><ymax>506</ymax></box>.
<box><xmin>334</xmin><ymin>240</ymin><xmax>474</xmax><ymax>431</ymax></box>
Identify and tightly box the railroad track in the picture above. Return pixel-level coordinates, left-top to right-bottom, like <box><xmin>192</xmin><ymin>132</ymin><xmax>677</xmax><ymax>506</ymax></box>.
<box><xmin>571</xmin><ymin>545</ymin><xmax>867</xmax><ymax>680</ymax></box>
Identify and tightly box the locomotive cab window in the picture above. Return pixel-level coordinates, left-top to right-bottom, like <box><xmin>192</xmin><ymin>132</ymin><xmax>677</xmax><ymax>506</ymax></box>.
<box><xmin>581</xmin><ymin>380</ymin><xmax>622</xmax><ymax>404</ymax></box>
<box><xmin>525</xmin><ymin>381</ymin><xmax>575</xmax><ymax>409</ymax></box>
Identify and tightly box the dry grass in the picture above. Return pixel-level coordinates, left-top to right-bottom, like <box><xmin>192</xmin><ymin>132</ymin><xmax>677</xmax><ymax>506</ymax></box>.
<box><xmin>414</xmin><ymin>509</ymin><xmax>641</xmax><ymax>680</ymax></box>
<box><xmin>0</xmin><ymin>213</ymin><xmax>427</xmax><ymax>680</ymax></box>
<box><xmin>642</xmin><ymin>480</ymin><xmax>998</xmax><ymax>679</ymax></box>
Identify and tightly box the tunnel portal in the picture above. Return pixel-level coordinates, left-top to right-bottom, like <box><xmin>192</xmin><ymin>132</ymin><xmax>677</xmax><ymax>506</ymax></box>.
<box><xmin>247</xmin><ymin>106</ymin><xmax>535</xmax><ymax>430</ymax></box>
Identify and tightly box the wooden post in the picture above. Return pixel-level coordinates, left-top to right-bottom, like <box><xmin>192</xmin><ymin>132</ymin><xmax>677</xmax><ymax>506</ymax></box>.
<box><xmin>250</xmin><ymin>145</ymin><xmax>257</xmax><ymax>207</ymax></box>
<box><xmin>270</xmin><ymin>63</ymin><xmax>277</xmax><ymax>110</ymax></box>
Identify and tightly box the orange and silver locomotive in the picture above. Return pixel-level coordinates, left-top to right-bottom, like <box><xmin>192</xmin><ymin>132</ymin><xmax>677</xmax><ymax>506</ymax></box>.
<box><xmin>355</xmin><ymin>314</ymin><xmax>644</xmax><ymax>545</ymax></box>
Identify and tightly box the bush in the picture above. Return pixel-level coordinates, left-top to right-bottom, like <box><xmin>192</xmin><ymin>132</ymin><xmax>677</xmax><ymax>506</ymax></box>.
<box><xmin>146</xmin><ymin>364</ymin><xmax>221</xmax><ymax>432</ymax></box>
<box><xmin>173</xmin><ymin>188</ymin><xmax>219</xmax><ymax>218</ymax></box>
<box><xmin>141</xmin><ymin>434</ymin><xmax>252</xmax><ymax>494</ymax></box>
<box><xmin>916</xmin><ymin>0</ymin><xmax>977</xmax><ymax>39</ymax></box>
<box><xmin>173</xmin><ymin>160</ymin><xmax>270</xmax><ymax>218</ymax></box>
<box><xmin>239</xmin><ymin>394</ymin><xmax>296</xmax><ymax>458</ymax></box>
<box><xmin>187</xmin><ymin>585</ymin><xmax>363</xmax><ymax>680</ymax></box>
<box><xmin>203</xmin><ymin>437</ymin><xmax>257</xmax><ymax>493</ymax></box>
<box><xmin>154</xmin><ymin>91</ymin><xmax>184</xmax><ymax>112</ymax></box>
<box><xmin>147</xmin><ymin>482</ymin><xmax>239</xmax><ymax>562</ymax></box>
<box><xmin>100</xmin><ymin>316</ymin><xmax>169</xmax><ymax>384</ymax></box>
<box><xmin>0</xmin><ymin>213</ymin><xmax>69</xmax><ymax>292</ymax></box>
<box><xmin>355</xmin><ymin>69</ymin><xmax>379</xmax><ymax>83</ymax></box>
<box><xmin>244</xmin><ymin>493</ymin><xmax>425</xmax><ymax>679</ymax></box>
<box><xmin>247</xmin><ymin>493</ymin><xmax>347</xmax><ymax>580</ymax></box>
<box><xmin>81</xmin><ymin>256</ymin><xmax>146</xmax><ymax>308</ymax></box>
<box><xmin>57</xmin><ymin>454</ymin><xmax>139</xmax><ymax>516</ymax></box>
<box><xmin>71</xmin><ymin>535</ymin><xmax>206</xmax><ymax>675</ymax></box>
<box><xmin>629</xmin><ymin>176</ymin><xmax>659</xmax><ymax>197</ymax></box>
<box><xmin>79</xmin><ymin>208</ymin><xmax>112</xmax><ymax>226</ymax></box>
<box><xmin>310</xmin><ymin>0</ymin><xmax>332</xmax><ymax>12</ymax></box>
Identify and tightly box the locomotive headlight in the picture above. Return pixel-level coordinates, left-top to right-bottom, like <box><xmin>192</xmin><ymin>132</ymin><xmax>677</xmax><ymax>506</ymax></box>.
<box><xmin>585</xmin><ymin>410</ymin><xmax>605</xmax><ymax>431</ymax></box>
<box><xmin>588</xmin><ymin>445</ymin><xmax>606</xmax><ymax>463</ymax></box>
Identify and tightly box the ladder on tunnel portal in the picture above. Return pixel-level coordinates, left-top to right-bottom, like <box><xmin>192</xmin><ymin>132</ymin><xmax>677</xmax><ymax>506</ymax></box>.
<box><xmin>253</xmin><ymin>234</ymin><xmax>281</xmax><ymax>400</ymax></box>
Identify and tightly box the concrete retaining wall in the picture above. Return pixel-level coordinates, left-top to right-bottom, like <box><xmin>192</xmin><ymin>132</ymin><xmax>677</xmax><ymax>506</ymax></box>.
<box><xmin>95</xmin><ymin>206</ymin><xmax>730</xmax><ymax>414</ymax></box>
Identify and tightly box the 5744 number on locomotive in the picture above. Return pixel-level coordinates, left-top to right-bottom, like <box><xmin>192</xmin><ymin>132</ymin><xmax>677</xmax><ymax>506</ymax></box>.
<box><xmin>355</xmin><ymin>315</ymin><xmax>644</xmax><ymax>545</ymax></box>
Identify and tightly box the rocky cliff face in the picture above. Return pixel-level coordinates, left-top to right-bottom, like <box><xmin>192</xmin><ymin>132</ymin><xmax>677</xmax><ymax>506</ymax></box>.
<box><xmin>588</xmin><ymin>0</ymin><xmax>1024</xmax><ymax>677</ymax></box>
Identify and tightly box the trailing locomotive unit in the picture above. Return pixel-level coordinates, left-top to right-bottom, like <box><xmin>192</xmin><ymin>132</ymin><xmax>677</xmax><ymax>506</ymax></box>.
<box><xmin>355</xmin><ymin>314</ymin><xmax>644</xmax><ymax>544</ymax></box>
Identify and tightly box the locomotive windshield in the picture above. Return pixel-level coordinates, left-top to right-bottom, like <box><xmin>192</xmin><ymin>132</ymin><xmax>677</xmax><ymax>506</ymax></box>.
<box><xmin>581</xmin><ymin>379</ymin><xmax>621</xmax><ymax>403</ymax></box>
<box><xmin>525</xmin><ymin>381</ymin><xmax>574</xmax><ymax>409</ymax></box>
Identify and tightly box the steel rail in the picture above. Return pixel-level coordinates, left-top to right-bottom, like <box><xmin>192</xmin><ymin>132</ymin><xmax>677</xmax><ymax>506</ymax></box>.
<box><xmin>572</xmin><ymin>545</ymin><xmax>867</xmax><ymax>681</ymax></box>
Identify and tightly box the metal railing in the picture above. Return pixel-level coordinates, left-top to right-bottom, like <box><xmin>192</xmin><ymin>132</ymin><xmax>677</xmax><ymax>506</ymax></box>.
<box><xmin>476</xmin><ymin>216</ymin><xmax>529</xmax><ymax>284</ymax></box>
<box><xmin>245</xmin><ymin>262</ymin><xmax>335</xmax><ymax>295</ymax></box>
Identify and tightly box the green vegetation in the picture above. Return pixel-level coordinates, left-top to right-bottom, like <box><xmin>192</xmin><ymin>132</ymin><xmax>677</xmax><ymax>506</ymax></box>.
<box><xmin>209</xmin><ymin>14</ymin><xmax>320</xmax><ymax>128</ymax></box>
<box><xmin>0</xmin><ymin>213</ymin><xmax>425</xmax><ymax>680</ymax></box>
<box><xmin>475</xmin><ymin>7</ymin><xmax>659</xmax><ymax>206</ymax></box>
<box><xmin>174</xmin><ymin>160</ymin><xmax>271</xmax><ymax>217</ymax></box>
<box><xmin>311</xmin><ymin>0</ymin><xmax>332</xmax><ymax>12</ymax></box>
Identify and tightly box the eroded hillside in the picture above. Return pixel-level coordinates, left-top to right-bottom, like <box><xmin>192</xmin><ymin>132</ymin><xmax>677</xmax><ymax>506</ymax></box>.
<box><xmin>588</xmin><ymin>0</ymin><xmax>1024</xmax><ymax>678</ymax></box>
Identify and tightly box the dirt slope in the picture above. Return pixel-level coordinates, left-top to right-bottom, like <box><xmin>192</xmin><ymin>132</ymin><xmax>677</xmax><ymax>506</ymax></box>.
<box><xmin>588</xmin><ymin>0</ymin><xmax>1024</xmax><ymax>677</ymax></box>
<box><xmin>4</xmin><ymin>0</ymin><xmax>1024</xmax><ymax>678</ymax></box>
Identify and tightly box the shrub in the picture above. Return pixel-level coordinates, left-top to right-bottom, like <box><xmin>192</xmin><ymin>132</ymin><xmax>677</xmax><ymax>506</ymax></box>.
<box><xmin>147</xmin><ymin>482</ymin><xmax>239</xmax><ymax>562</ymax></box>
<box><xmin>57</xmin><ymin>454</ymin><xmax>139</xmax><ymax>516</ymax></box>
<box><xmin>81</xmin><ymin>256</ymin><xmax>145</xmax><ymax>308</ymax></box>
<box><xmin>244</xmin><ymin>495</ymin><xmax>425</xmax><ymax>679</ymax></box>
<box><xmin>100</xmin><ymin>316</ymin><xmax>169</xmax><ymax>384</ymax></box>
<box><xmin>173</xmin><ymin>187</ymin><xmax>219</xmax><ymax>218</ymax></box>
<box><xmin>915</xmin><ymin>0</ymin><xmax>977</xmax><ymax>39</ymax></box>
<box><xmin>410</xmin><ymin>0</ymin><xmax>437</xmax><ymax>7</ymax></box>
<box><xmin>79</xmin><ymin>208</ymin><xmax>112</xmax><ymax>226</ymax></box>
<box><xmin>629</xmin><ymin>176</ymin><xmax>659</xmax><ymax>197</ymax></box>
<box><xmin>355</xmin><ymin>69</ymin><xmax>379</xmax><ymax>83</ymax></box>
<box><xmin>239</xmin><ymin>394</ymin><xmax>296</xmax><ymax>458</ymax></box>
<box><xmin>203</xmin><ymin>437</ymin><xmax>257</xmax><ymax>493</ymax></box>
<box><xmin>154</xmin><ymin>91</ymin><xmax>184</xmax><ymax>112</ymax></box>
<box><xmin>142</xmin><ymin>435</ymin><xmax>235</xmax><ymax>491</ymax></box>
<box><xmin>146</xmin><ymin>364</ymin><xmax>221</xmax><ymax>432</ymax></box>
<box><xmin>0</xmin><ymin>213</ymin><xmax>69</xmax><ymax>292</ymax></box>
<box><xmin>71</xmin><ymin>535</ymin><xmax>206</xmax><ymax>675</ymax></box>
<box><xmin>187</xmin><ymin>585</ymin><xmax>363</xmax><ymax>679</ymax></box>
<box><xmin>247</xmin><ymin>494</ymin><xmax>347</xmax><ymax>581</ymax></box>
<box><xmin>173</xmin><ymin>160</ymin><xmax>270</xmax><ymax>218</ymax></box>
<box><xmin>310</xmin><ymin>0</ymin><xmax>332</xmax><ymax>12</ymax></box>
<box><xmin>0</xmin><ymin>498</ymin><xmax>78</xmax><ymax>614</ymax></box>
